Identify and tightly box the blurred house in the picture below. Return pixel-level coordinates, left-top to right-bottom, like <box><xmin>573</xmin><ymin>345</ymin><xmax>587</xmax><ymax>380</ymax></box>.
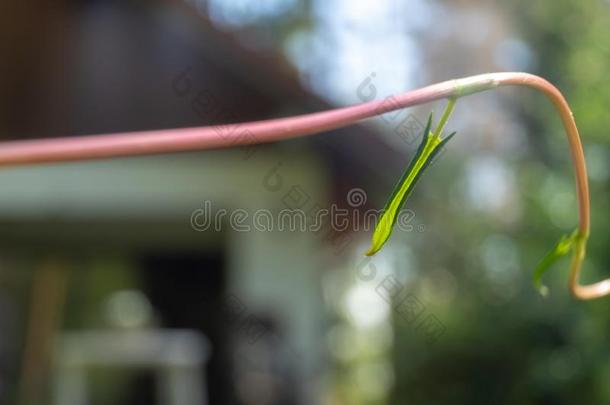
<box><xmin>0</xmin><ymin>1</ymin><xmax>401</xmax><ymax>404</ymax></box>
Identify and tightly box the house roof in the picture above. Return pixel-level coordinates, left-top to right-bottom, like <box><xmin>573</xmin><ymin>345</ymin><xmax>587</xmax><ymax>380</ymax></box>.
<box><xmin>0</xmin><ymin>0</ymin><xmax>406</xmax><ymax>201</ymax></box>
<box><xmin>166</xmin><ymin>1</ymin><xmax>407</xmax><ymax>196</ymax></box>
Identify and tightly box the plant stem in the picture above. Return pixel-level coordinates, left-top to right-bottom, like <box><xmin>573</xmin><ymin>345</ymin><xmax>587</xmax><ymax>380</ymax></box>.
<box><xmin>0</xmin><ymin>72</ymin><xmax>605</xmax><ymax>299</ymax></box>
<box><xmin>432</xmin><ymin>98</ymin><xmax>456</xmax><ymax>138</ymax></box>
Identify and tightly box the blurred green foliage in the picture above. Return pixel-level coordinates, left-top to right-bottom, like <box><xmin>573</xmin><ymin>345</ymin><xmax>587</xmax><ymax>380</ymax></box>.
<box><xmin>387</xmin><ymin>1</ymin><xmax>610</xmax><ymax>404</ymax></box>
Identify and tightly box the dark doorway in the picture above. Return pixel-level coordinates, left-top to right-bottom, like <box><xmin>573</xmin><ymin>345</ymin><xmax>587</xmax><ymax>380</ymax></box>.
<box><xmin>140</xmin><ymin>251</ymin><xmax>237</xmax><ymax>405</ymax></box>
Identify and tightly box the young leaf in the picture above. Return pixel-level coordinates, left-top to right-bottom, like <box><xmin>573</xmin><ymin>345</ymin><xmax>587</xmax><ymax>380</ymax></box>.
<box><xmin>533</xmin><ymin>229</ymin><xmax>580</xmax><ymax>296</ymax></box>
<box><xmin>365</xmin><ymin>115</ymin><xmax>455</xmax><ymax>256</ymax></box>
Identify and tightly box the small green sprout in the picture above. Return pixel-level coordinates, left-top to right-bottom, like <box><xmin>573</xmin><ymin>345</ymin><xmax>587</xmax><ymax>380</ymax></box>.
<box><xmin>364</xmin><ymin>92</ymin><xmax>593</xmax><ymax>298</ymax></box>
<box><xmin>533</xmin><ymin>229</ymin><xmax>585</xmax><ymax>297</ymax></box>
<box><xmin>366</xmin><ymin>99</ymin><xmax>457</xmax><ymax>256</ymax></box>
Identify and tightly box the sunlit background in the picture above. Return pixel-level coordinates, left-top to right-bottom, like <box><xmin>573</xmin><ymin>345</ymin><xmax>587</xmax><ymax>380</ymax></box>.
<box><xmin>0</xmin><ymin>0</ymin><xmax>609</xmax><ymax>404</ymax></box>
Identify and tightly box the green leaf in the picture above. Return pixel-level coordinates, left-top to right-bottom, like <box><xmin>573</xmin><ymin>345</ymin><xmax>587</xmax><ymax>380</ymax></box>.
<box><xmin>533</xmin><ymin>229</ymin><xmax>580</xmax><ymax>297</ymax></box>
<box><xmin>365</xmin><ymin>115</ymin><xmax>455</xmax><ymax>256</ymax></box>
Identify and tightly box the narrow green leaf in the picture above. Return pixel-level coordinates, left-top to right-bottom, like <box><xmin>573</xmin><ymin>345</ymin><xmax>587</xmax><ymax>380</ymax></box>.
<box><xmin>365</xmin><ymin>115</ymin><xmax>455</xmax><ymax>256</ymax></box>
<box><xmin>533</xmin><ymin>229</ymin><xmax>579</xmax><ymax>296</ymax></box>
<box><xmin>377</xmin><ymin>115</ymin><xmax>433</xmax><ymax>216</ymax></box>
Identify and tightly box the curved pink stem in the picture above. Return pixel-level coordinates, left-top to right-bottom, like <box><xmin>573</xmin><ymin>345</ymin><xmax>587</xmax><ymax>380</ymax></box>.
<box><xmin>0</xmin><ymin>82</ymin><xmax>454</xmax><ymax>166</ymax></box>
<box><xmin>0</xmin><ymin>72</ymin><xmax>605</xmax><ymax>299</ymax></box>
